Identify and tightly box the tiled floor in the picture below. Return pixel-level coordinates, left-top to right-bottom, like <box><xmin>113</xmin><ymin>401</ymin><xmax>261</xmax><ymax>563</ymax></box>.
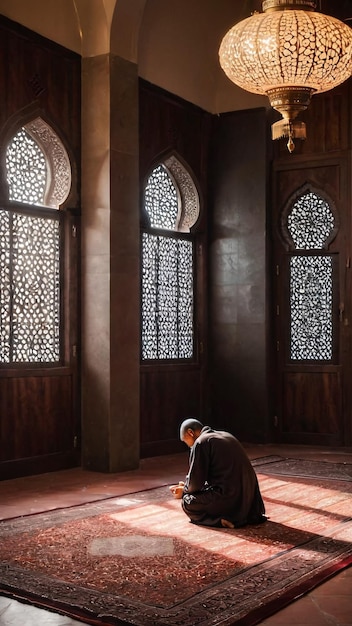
<box><xmin>0</xmin><ymin>443</ymin><xmax>351</xmax><ymax>626</ymax></box>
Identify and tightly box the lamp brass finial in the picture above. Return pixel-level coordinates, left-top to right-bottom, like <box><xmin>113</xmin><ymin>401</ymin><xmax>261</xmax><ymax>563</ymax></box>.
<box><xmin>287</xmin><ymin>133</ymin><xmax>295</xmax><ymax>153</ymax></box>
<box><xmin>262</xmin><ymin>0</ymin><xmax>316</xmax><ymax>12</ymax></box>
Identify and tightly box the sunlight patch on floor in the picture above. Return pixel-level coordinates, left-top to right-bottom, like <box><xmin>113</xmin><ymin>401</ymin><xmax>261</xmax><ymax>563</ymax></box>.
<box><xmin>88</xmin><ymin>535</ymin><xmax>175</xmax><ymax>557</ymax></box>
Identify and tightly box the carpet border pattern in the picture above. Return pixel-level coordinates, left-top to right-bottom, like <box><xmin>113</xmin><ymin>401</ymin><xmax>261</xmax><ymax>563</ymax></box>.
<box><xmin>1</xmin><ymin>458</ymin><xmax>352</xmax><ymax>626</ymax></box>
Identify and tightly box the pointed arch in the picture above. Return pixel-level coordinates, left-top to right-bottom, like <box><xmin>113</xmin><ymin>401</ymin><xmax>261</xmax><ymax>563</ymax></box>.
<box><xmin>280</xmin><ymin>182</ymin><xmax>339</xmax><ymax>251</ymax></box>
<box><xmin>163</xmin><ymin>153</ymin><xmax>200</xmax><ymax>232</ymax></box>
<box><xmin>110</xmin><ymin>0</ymin><xmax>147</xmax><ymax>61</ymax></box>
<box><xmin>143</xmin><ymin>152</ymin><xmax>200</xmax><ymax>233</ymax></box>
<box><xmin>25</xmin><ymin>118</ymin><xmax>72</xmax><ymax>208</ymax></box>
<box><xmin>6</xmin><ymin>118</ymin><xmax>72</xmax><ymax>209</ymax></box>
<box><xmin>0</xmin><ymin>105</ymin><xmax>76</xmax><ymax>208</ymax></box>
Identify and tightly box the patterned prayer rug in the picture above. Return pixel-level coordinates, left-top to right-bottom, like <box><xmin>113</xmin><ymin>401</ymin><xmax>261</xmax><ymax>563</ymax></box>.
<box><xmin>251</xmin><ymin>455</ymin><xmax>352</xmax><ymax>481</ymax></box>
<box><xmin>0</xmin><ymin>459</ymin><xmax>352</xmax><ymax>626</ymax></box>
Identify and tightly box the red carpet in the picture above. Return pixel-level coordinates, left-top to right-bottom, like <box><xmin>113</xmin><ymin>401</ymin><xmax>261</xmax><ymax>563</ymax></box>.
<box><xmin>0</xmin><ymin>459</ymin><xmax>352</xmax><ymax>626</ymax></box>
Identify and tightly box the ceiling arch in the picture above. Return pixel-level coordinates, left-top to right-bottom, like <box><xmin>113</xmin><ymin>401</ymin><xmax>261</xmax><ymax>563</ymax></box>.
<box><xmin>110</xmin><ymin>0</ymin><xmax>147</xmax><ymax>61</ymax></box>
<box><xmin>74</xmin><ymin>0</ymin><xmax>116</xmax><ymax>57</ymax></box>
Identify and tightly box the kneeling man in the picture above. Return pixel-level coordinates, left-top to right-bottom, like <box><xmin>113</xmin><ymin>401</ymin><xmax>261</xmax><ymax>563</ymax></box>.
<box><xmin>170</xmin><ymin>418</ymin><xmax>266</xmax><ymax>529</ymax></box>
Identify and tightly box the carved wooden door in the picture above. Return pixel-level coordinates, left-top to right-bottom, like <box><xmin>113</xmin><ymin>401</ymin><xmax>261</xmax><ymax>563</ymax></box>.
<box><xmin>272</xmin><ymin>159</ymin><xmax>351</xmax><ymax>446</ymax></box>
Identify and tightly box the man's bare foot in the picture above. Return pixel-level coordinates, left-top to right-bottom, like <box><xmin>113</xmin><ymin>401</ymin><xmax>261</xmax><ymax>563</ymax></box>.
<box><xmin>169</xmin><ymin>484</ymin><xmax>184</xmax><ymax>499</ymax></box>
<box><xmin>221</xmin><ymin>518</ymin><xmax>235</xmax><ymax>529</ymax></box>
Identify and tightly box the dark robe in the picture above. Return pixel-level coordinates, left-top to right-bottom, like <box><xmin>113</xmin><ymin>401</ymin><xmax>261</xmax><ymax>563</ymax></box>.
<box><xmin>181</xmin><ymin>426</ymin><xmax>266</xmax><ymax>527</ymax></box>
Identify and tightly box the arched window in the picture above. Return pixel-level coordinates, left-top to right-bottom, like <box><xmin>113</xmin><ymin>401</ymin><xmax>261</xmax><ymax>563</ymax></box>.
<box><xmin>281</xmin><ymin>187</ymin><xmax>338</xmax><ymax>362</ymax></box>
<box><xmin>141</xmin><ymin>156</ymin><xmax>200</xmax><ymax>360</ymax></box>
<box><xmin>0</xmin><ymin>118</ymin><xmax>71</xmax><ymax>364</ymax></box>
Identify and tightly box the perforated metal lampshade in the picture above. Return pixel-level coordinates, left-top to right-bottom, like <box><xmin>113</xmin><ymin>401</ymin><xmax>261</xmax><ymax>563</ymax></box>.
<box><xmin>219</xmin><ymin>0</ymin><xmax>352</xmax><ymax>151</ymax></box>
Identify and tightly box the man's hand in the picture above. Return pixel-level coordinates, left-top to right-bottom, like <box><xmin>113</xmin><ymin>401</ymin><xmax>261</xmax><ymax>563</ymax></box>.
<box><xmin>169</xmin><ymin>481</ymin><xmax>185</xmax><ymax>499</ymax></box>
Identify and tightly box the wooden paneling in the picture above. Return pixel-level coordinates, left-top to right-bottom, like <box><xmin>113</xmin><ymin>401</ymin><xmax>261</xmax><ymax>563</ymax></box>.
<box><xmin>0</xmin><ymin>374</ymin><xmax>74</xmax><ymax>462</ymax></box>
<box><xmin>0</xmin><ymin>17</ymin><xmax>81</xmax><ymax>478</ymax></box>
<box><xmin>282</xmin><ymin>371</ymin><xmax>342</xmax><ymax>436</ymax></box>
<box><xmin>0</xmin><ymin>15</ymin><xmax>81</xmax><ymax>169</ymax></box>
<box><xmin>140</xmin><ymin>366</ymin><xmax>201</xmax><ymax>456</ymax></box>
<box><xmin>275</xmin><ymin>163</ymin><xmax>343</xmax><ymax>214</ymax></box>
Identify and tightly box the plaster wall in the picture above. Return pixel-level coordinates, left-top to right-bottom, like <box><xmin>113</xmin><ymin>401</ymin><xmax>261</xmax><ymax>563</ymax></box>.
<box><xmin>137</xmin><ymin>0</ymin><xmax>266</xmax><ymax>113</ymax></box>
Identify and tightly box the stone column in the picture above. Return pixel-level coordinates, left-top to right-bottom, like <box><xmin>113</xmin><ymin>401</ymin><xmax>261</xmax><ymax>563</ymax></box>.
<box><xmin>81</xmin><ymin>52</ymin><xmax>140</xmax><ymax>472</ymax></box>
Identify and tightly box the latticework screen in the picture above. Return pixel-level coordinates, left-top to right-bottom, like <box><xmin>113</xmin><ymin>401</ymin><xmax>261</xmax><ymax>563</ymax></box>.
<box><xmin>144</xmin><ymin>165</ymin><xmax>179</xmax><ymax>230</ymax></box>
<box><xmin>6</xmin><ymin>129</ymin><xmax>47</xmax><ymax>205</ymax></box>
<box><xmin>141</xmin><ymin>233</ymin><xmax>193</xmax><ymax>360</ymax></box>
<box><xmin>287</xmin><ymin>192</ymin><xmax>334</xmax><ymax>250</ymax></box>
<box><xmin>287</xmin><ymin>191</ymin><xmax>335</xmax><ymax>361</ymax></box>
<box><xmin>141</xmin><ymin>161</ymin><xmax>196</xmax><ymax>361</ymax></box>
<box><xmin>290</xmin><ymin>255</ymin><xmax>333</xmax><ymax>361</ymax></box>
<box><xmin>0</xmin><ymin>210</ymin><xmax>61</xmax><ymax>363</ymax></box>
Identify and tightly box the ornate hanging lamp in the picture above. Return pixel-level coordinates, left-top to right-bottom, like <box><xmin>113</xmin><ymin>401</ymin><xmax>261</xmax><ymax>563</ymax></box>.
<box><xmin>219</xmin><ymin>0</ymin><xmax>352</xmax><ymax>152</ymax></box>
